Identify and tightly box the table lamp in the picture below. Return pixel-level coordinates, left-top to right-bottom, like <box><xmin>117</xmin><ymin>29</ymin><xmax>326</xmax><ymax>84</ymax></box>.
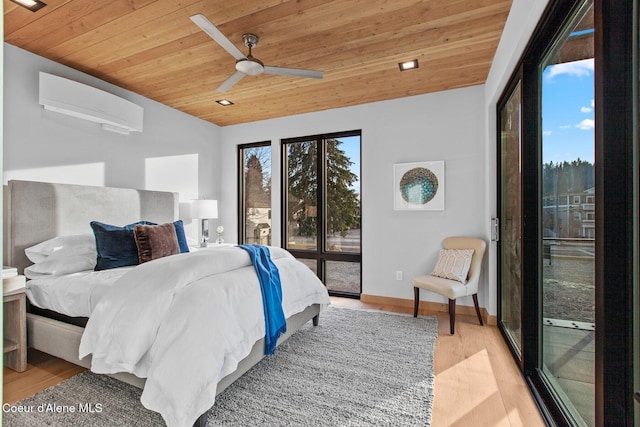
<box><xmin>191</xmin><ymin>199</ymin><xmax>218</xmax><ymax>247</ymax></box>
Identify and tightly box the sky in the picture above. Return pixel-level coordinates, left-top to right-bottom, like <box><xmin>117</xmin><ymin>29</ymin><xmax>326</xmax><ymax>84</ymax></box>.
<box><xmin>542</xmin><ymin>57</ymin><xmax>595</xmax><ymax>165</ymax></box>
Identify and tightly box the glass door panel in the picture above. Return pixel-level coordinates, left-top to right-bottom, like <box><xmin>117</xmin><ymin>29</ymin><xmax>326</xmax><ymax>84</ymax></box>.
<box><xmin>284</xmin><ymin>140</ymin><xmax>318</xmax><ymax>252</ymax></box>
<box><xmin>297</xmin><ymin>258</ymin><xmax>317</xmax><ymax>275</ymax></box>
<box><xmin>325</xmin><ymin>261</ymin><xmax>361</xmax><ymax>294</ymax></box>
<box><xmin>324</xmin><ymin>135</ymin><xmax>361</xmax><ymax>294</ymax></box>
<box><xmin>325</xmin><ymin>135</ymin><xmax>361</xmax><ymax>254</ymax></box>
<box><xmin>540</xmin><ymin>2</ymin><xmax>595</xmax><ymax>425</ymax></box>
<box><xmin>283</xmin><ymin>131</ymin><xmax>362</xmax><ymax>296</ymax></box>
<box><xmin>499</xmin><ymin>80</ymin><xmax>523</xmax><ymax>359</ymax></box>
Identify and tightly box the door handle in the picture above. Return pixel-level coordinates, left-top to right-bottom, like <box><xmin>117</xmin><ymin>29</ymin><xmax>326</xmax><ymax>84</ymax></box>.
<box><xmin>491</xmin><ymin>217</ymin><xmax>500</xmax><ymax>242</ymax></box>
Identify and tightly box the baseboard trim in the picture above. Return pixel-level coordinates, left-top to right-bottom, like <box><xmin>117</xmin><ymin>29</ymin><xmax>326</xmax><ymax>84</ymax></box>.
<box><xmin>360</xmin><ymin>294</ymin><xmax>497</xmax><ymax>326</ymax></box>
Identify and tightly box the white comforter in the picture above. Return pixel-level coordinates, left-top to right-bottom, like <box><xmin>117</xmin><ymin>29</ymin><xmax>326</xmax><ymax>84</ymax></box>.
<box><xmin>26</xmin><ymin>266</ymin><xmax>132</xmax><ymax>317</ymax></box>
<box><xmin>79</xmin><ymin>246</ymin><xmax>330</xmax><ymax>427</ymax></box>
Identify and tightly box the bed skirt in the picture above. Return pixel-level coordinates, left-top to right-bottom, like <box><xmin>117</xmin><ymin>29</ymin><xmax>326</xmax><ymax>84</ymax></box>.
<box><xmin>27</xmin><ymin>303</ymin><xmax>321</xmax><ymax>392</ymax></box>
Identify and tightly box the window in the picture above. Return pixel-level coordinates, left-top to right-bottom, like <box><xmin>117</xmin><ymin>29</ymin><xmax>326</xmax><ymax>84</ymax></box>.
<box><xmin>282</xmin><ymin>130</ymin><xmax>361</xmax><ymax>296</ymax></box>
<box><xmin>573</xmin><ymin>195</ymin><xmax>581</xmax><ymax>204</ymax></box>
<box><xmin>238</xmin><ymin>142</ymin><xmax>272</xmax><ymax>245</ymax></box>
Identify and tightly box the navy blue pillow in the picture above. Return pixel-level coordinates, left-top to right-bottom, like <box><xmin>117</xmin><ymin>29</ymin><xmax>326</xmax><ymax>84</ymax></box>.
<box><xmin>172</xmin><ymin>220</ymin><xmax>190</xmax><ymax>254</ymax></box>
<box><xmin>91</xmin><ymin>221</ymin><xmax>155</xmax><ymax>271</ymax></box>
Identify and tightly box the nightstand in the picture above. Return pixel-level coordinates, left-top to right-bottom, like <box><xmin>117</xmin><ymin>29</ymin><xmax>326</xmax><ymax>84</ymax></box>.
<box><xmin>4</xmin><ymin>289</ymin><xmax>27</xmax><ymax>372</ymax></box>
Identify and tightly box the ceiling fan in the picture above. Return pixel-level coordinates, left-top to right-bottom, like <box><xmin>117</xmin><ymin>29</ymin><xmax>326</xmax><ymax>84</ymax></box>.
<box><xmin>190</xmin><ymin>14</ymin><xmax>324</xmax><ymax>93</ymax></box>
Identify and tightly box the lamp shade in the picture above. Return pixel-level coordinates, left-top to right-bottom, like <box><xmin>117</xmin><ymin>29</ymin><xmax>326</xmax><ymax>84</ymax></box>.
<box><xmin>191</xmin><ymin>199</ymin><xmax>218</xmax><ymax>219</ymax></box>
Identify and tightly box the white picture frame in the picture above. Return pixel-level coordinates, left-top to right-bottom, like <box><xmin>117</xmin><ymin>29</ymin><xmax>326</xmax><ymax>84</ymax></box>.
<box><xmin>393</xmin><ymin>161</ymin><xmax>445</xmax><ymax>211</ymax></box>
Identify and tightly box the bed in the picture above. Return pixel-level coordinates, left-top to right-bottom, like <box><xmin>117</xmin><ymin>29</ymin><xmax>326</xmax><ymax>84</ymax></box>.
<box><xmin>3</xmin><ymin>179</ymin><xmax>330</xmax><ymax>427</ymax></box>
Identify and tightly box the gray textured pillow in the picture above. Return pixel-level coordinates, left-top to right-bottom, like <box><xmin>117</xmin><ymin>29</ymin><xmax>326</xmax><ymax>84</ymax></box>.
<box><xmin>133</xmin><ymin>222</ymin><xmax>180</xmax><ymax>264</ymax></box>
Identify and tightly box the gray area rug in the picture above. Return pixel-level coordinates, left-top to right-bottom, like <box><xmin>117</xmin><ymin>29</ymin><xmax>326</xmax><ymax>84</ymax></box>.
<box><xmin>4</xmin><ymin>306</ymin><xmax>437</xmax><ymax>426</ymax></box>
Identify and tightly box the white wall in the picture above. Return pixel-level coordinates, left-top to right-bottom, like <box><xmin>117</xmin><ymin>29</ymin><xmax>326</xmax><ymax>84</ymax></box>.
<box><xmin>482</xmin><ymin>0</ymin><xmax>550</xmax><ymax>315</ymax></box>
<box><xmin>3</xmin><ymin>44</ymin><xmax>222</xmax><ymax>241</ymax></box>
<box><xmin>221</xmin><ymin>85</ymin><xmax>489</xmax><ymax>308</ymax></box>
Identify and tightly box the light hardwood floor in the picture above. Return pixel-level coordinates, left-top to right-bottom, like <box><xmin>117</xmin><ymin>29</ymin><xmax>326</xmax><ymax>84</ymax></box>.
<box><xmin>3</xmin><ymin>297</ymin><xmax>546</xmax><ymax>426</ymax></box>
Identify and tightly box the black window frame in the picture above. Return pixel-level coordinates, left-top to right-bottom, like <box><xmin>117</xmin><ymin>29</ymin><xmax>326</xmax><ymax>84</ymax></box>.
<box><xmin>281</xmin><ymin>129</ymin><xmax>362</xmax><ymax>297</ymax></box>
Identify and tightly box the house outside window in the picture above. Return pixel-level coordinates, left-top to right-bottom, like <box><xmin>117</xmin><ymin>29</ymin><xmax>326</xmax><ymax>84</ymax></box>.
<box><xmin>238</xmin><ymin>142</ymin><xmax>272</xmax><ymax>245</ymax></box>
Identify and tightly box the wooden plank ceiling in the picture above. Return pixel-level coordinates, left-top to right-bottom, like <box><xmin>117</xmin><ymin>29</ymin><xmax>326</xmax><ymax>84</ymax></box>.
<box><xmin>4</xmin><ymin>0</ymin><xmax>512</xmax><ymax>127</ymax></box>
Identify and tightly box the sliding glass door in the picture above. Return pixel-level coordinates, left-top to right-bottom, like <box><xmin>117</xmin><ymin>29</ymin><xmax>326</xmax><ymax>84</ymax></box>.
<box><xmin>497</xmin><ymin>0</ymin><xmax>638</xmax><ymax>425</ymax></box>
<box><xmin>499</xmin><ymin>79</ymin><xmax>523</xmax><ymax>361</ymax></box>
<box><xmin>539</xmin><ymin>3</ymin><xmax>595</xmax><ymax>424</ymax></box>
<box><xmin>282</xmin><ymin>131</ymin><xmax>361</xmax><ymax>296</ymax></box>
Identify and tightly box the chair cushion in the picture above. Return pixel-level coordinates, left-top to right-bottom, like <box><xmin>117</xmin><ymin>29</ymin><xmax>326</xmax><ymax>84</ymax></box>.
<box><xmin>430</xmin><ymin>248</ymin><xmax>474</xmax><ymax>283</ymax></box>
<box><xmin>413</xmin><ymin>274</ymin><xmax>468</xmax><ymax>299</ymax></box>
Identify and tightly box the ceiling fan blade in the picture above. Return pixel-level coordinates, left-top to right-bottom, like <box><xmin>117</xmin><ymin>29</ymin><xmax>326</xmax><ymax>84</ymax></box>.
<box><xmin>263</xmin><ymin>66</ymin><xmax>324</xmax><ymax>79</ymax></box>
<box><xmin>216</xmin><ymin>71</ymin><xmax>245</xmax><ymax>92</ymax></box>
<box><xmin>190</xmin><ymin>14</ymin><xmax>246</xmax><ymax>61</ymax></box>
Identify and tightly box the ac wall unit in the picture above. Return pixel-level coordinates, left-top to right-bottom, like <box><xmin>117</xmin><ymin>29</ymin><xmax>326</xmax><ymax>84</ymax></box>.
<box><xmin>38</xmin><ymin>72</ymin><xmax>143</xmax><ymax>135</ymax></box>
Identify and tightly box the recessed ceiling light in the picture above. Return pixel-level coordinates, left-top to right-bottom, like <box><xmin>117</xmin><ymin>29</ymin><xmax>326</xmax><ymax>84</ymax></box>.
<box><xmin>398</xmin><ymin>59</ymin><xmax>419</xmax><ymax>71</ymax></box>
<box><xmin>216</xmin><ymin>99</ymin><xmax>234</xmax><ymax>106</ymax></box>
<box><xmin>9</xmin><ymin>0</ymin><xmax>46</xmax><ymax>12</ymax></box>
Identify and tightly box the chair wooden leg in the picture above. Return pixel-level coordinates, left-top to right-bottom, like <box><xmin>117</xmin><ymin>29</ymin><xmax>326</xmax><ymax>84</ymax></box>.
<box><xmin>448</xmin><ymin>298</ymin><xmax>456</xmax><ymax>334</ymax></box>
<box><xmin>413</xmin><ymin>287</ymin><xmax>419</xmax><ymax>317</ymax></box>
<box><xmin>472</xmin><ymin>293</ymin><xmax>484</xmax><ymax>326</ymax></box>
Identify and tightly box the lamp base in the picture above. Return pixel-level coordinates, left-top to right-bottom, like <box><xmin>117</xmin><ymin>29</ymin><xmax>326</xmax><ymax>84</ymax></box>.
<box><xmin>200</xmin><ymin>218</ymin><xmax>209</xmax><ymax>248</ymax></box>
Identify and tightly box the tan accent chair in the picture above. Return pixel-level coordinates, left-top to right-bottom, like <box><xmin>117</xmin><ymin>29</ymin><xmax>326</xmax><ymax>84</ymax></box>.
<box><xmin>413</xmin><ymin>237</ymin><xmax>486</xmax><ymax>334</ymax></box>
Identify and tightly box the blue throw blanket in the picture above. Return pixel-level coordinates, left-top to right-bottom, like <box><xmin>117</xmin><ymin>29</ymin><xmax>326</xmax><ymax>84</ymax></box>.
<box><xmin>238</xmin><ymin>244</ymin><xmax>287</xmax><ymax>355</ymax></box>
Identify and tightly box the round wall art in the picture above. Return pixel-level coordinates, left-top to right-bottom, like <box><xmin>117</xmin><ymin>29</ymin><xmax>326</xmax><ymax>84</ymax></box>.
<box><xmin>393</xmin><ymin>161</ymin><xmax>445</xmax><ymax>210</ymax></box>
<box><xmin>399</xmin><ymin>167</ymin><xmax>438</xmax><ymax>204</ymax></box>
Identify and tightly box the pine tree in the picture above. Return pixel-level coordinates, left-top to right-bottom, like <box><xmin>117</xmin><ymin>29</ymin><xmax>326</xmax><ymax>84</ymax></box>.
<box><xmin>287</xmin><ymin>139</ymin><xmax>359</xmax><ymax>238</ymax></box>
<box><xmin>326</xmin><ymin>139</ymin><xmax>360</xmax><ymax>237</ymax></box>
<box><xmin>287</xmin><ymin>141</ymin><xmax>318</xmax><ymax>237</ymax></box>
<box><xmin>245</xmin><ymin>154</ymin><xmax>269</xmax><ymax>206</ymax></box>
<box><xmin>542</xmin><ymin>158</ymin><xmax>594</xmax><ymax>196</ymax></box>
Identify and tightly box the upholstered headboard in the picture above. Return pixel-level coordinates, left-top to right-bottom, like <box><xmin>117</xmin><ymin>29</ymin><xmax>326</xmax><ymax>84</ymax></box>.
<box><xmin>3</xmin><ymin>180</ymin><xmax>178</xmax><ymax>273</ymax></box>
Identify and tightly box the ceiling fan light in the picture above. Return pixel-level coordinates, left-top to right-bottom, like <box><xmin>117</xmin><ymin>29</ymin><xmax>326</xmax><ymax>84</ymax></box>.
<box><xmin>236</xmin><ymin>59</ymin><xmax>264</xmax><ymax>76</ymax></box>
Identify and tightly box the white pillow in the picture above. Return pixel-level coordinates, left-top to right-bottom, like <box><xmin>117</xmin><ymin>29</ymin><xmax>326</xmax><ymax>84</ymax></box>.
<box><xmin>24</xmin><ymin>254</ymin><xmax>96</xmax><ymax>279</ymax></box>
<box><xmin>430</xmin><ymin>248</ymin><xmax>474</xmax><ymax>283</ymax></box>
<box><xmin>25</xmin><ymin>234</ymin><xmax>96</xmax><ymax>263</ymax></box>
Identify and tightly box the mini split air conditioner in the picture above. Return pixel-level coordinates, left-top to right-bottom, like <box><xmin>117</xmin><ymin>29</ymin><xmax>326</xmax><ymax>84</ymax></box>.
<box><xmin>38</xmin><ymin>72</ymin><xmax>143</xmax><ymax>135</ymax></box>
